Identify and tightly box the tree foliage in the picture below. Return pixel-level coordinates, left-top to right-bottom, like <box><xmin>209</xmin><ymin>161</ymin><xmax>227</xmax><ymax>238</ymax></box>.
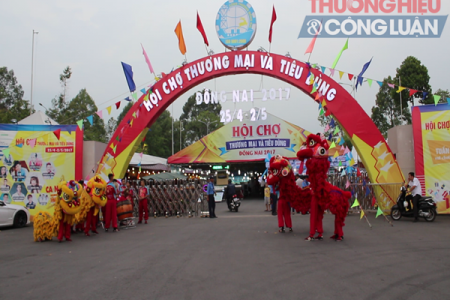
<box><xmin>371</xmin><ymin>77</ymin><xmax>410</xmax><ymax>138</ymax></box>
<box><xmin>64</xmin><ymin>89</ymin><xmax>107</xmax><ymax>142</ymax></box>
<box><xmin>46</xmin><ymin>68</ymin><xmax>106</xmax><ymax>142</ymax></box>
<box><xmin>105</xmin><ymin>117</ymin><xmax>117</xmax><ymax>141</ymax></box>
<box><xmin>180</xmin><ymin>90</ymin><xmax>222</xmax><ymax>145</ymax></box>
<box><xmin>392</xmin><ymin>56</ymin><xmax>432</xmax><ymax>107</ymax></box>
<box><xmin>47</xmin><ymin>67</ymin><xmax>72</xmax><ymax>122</ymax></box>
<box><xmin>0</xmin><ymin>67</ymin><xmax>31</xmax><ymax>123</ymax></box>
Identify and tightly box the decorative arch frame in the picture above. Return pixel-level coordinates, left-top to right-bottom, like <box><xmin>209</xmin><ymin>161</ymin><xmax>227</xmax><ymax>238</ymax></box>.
<box><xmin>97</xmin><ymin>51</ymin><xmax>404</xmax><ymax>211</ymax></box>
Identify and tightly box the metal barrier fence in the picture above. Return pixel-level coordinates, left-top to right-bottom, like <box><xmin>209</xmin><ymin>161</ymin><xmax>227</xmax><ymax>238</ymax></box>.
<box><xmin>327</xmin><ymin>174</ymin><xmax>403</xmax><ymax>213</ymax></box>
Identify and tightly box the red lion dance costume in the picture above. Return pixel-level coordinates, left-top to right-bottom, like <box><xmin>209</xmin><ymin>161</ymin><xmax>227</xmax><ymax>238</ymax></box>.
<box><xmin>297</xmin><ymin>134</ymin><xmax>351</xmax><ymax>241</ymax></box>
<box><xmin>267</xmin><ymin>155</ymin><xmax>312</xmax><ymax>233</ymax></box>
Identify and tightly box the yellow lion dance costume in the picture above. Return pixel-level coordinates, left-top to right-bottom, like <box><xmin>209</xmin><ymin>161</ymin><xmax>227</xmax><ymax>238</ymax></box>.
<box><xmin>33</xmin><ymin>180</ymin><xmax>83</xmax><ymax>242</ymax></box>
<box><xmin>76</xmin><ymin>175</ymin><xmax>107</xmax><ymax>236</ymax></box>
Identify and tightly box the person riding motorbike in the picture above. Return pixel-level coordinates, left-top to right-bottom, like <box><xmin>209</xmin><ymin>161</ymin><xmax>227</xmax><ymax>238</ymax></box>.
<box><xmin>404</xmin><ymin>172</ymin><xmax>422</xmax><ymax>222</ymax></box>
<box><xmin>225</xmin><ymin>179</ymin><xmax>237</xmax><ymax>210</ymax></box>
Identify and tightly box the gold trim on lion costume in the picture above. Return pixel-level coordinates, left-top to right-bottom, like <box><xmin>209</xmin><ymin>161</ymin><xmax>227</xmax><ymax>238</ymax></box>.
<box><xmin>33</xmin><ymin>180</ymin><xmax>83</xmax><ymax>242</ymax></box>
<box><xmin>76</xmin><ymin>175</ymin><xmax>107</xmax><ymax>223</ymax></box>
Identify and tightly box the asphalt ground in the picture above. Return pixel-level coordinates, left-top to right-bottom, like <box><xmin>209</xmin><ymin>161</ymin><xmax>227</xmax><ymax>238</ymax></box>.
<box><xmin>0</xmin><ymin>199</ymin><xmax>449</xmax><ymax>300</ymax></box>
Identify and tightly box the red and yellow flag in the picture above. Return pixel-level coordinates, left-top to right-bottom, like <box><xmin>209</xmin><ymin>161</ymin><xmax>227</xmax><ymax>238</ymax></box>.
<box><xmin>175</xmin><ymin>21</ymin><xmax>187</xmax><ymax>55</ymax></box>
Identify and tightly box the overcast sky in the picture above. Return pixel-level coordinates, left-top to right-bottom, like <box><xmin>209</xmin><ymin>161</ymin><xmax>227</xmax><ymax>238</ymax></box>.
<box><xmin>1</xmin><ymin>0</ymin><xmax>449</xmax><ymax>136</ymax></box>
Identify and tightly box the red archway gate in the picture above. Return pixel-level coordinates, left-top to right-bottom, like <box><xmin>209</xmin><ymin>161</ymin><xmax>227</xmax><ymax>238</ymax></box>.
<box><xmin>97</xmin><ymin>51</ymin><xmax>404</xmax><ymax>211</ymax></box>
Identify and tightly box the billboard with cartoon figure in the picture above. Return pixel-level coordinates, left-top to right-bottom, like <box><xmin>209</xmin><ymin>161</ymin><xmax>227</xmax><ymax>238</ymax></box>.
<box><xmin>412</xmin><ymin>104</ymin><xmax>450</xmax><ymax>214</ymax></box>
<box><xmin>0</xmin><ymin>124</ymin><xmax>83</xmax><ymax>220</ymax></box>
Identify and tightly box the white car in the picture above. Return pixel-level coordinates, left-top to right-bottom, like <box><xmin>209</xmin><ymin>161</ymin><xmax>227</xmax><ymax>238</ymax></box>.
<box><xmin>0</xmin><ymin>200</ymin><xmax>30</xmax><ymax>227</ymax></box>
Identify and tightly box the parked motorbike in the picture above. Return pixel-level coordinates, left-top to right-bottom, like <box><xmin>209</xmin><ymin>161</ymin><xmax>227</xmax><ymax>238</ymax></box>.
<box><xmin>390</xmin><ymin>186</ymin><xmax>437</xmax><ymax>222</ymax></box>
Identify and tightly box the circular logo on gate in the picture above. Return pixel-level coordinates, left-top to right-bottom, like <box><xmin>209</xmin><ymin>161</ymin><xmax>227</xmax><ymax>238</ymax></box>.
<box><xmin>215</xmin><ymin>0</ymin><xmax>257</xmax><ymax>50</ymax></box>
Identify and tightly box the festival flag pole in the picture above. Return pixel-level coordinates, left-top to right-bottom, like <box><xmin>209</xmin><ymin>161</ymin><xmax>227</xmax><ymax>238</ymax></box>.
<box><xmin>175</xmin><ymin>20</ymin><xmax>188</xmax><ymax>63</ymax></box>
<box><xmin>197</xmin><ymin>11</ymin><xmax>210</xmax><ymax>57</ymax></box>
<box><xmin>268</xmin><ymin>5</ymin><xmax>277</xmax><ymax>54</ymax></box>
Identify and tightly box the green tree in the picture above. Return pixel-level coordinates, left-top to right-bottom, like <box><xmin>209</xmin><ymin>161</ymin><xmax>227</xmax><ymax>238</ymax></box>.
<box><xmin>47</xmin><ymin>67</ymin><xmax>72</xmax><ymax>122</ymax></box>
<box><xmin>180</xmin><ymin>90</ymin><xmax>222</xmax><ymax>145</ymax></box>
<box><xmin>371</xmin><ymin>77</ymin><xmax>410</xmax><ymax>138</ymax></box>
<box><xmin>393</xmin><ymin>56</ymin><xmax>433</xmax><ymax>109</ymax></box>
<box><xmin>63</xmin><ymin>89</ymin><xmax>107</xmax><ymax>142</ymax></box>
<box><xmin>105</xmin><ymin>117</ymin><xmax>117</xmax><ymax>140</ymax></box>
<box><xmin>0</xmin><ymin>67</ymin><xmax>30</xmax><ymax>123</ymax></box>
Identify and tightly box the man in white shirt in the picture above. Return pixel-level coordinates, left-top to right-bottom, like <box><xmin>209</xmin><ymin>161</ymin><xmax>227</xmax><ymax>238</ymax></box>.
<box><xmin>405</xmin><ymin>172</ymin><xmax>422</xmax><ymax>222</ymax></box>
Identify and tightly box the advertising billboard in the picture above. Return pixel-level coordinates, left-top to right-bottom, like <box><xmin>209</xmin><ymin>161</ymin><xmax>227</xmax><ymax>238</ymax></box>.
<box><xmin>0</xmin><ymin>124</ymin><xmax>83</xmax><ymax>220</ymax></box>
<box><xmin>412</xmin><ymin>104</ymin><xmax>450</xmax><ymax>214</ymax></box>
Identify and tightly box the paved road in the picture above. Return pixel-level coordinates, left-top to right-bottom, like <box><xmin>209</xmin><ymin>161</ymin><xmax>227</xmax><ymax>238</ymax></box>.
<box><xmin>1</xmin><ymin>200</ymin><xmax>449</xmax><ymax>300</ymax></box>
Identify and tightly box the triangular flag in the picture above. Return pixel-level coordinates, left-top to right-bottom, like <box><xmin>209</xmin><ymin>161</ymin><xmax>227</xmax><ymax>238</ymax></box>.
<box><xmin>321</xmin><ymin>66</ymin><xmax>326</xmax><ymax>73</ymax></box>
<box><xmin>388</xmin><ymin>83</ymin><xmax>395</xmax><ymax>89</ymax></box>
<box><xmin>2</xmin><ymin>148</ymin><xmax>10</xmax><ymax>158</ymax></box>
<box><xmin>423</xmin><ymin>92</ymin><xmax>428</xmax><ymax>100</ymax></box>
<box><xmin>140</xmin><ymin>88</ymin><xmax>146</xmax><ymax>94</ymax></box>
<box><xmin>53</xmin><ymin>129</ymin><xmax>61</xmax><ymax>140</ymax></box>
<box><xmin>357</xmin><ymin>168</ymin><xmax>362</xmax><ymax>177</ymax></box>
<box><xmin>348</xmin><ymin>74</ymin><xmax>354</xmax><ymax>80</ymax></box>
<box><xmin>132</xmin><ymin>92</ymin><xmax>138</xmax><ymax>101</ymax></box>
<box><xmin>350</xmin><ymin>158</ymin><xmax>355</xmax><ymax>165</ymax></box>
<box><xmin>311</xmin><ymin>85</ymin><xmax>317</xmax><ymax>94</ymax></box>
<box><xmin>96</xmin><ymin>110</ymin><xmax>103</xmax><ymax>119</ymax></box>
<box><xmin>86</xmin><ymin>115</ymin><xmax>94</xmax><ymax>125</ymax></box>
<box><xmin>139</xmin><ymin>152</ymin><xmax>143</xmax><ymax>158</ymax></box>
<box><xmin>77</xmin><ymin>120</ymin><xmax>84</xmax><ymax>130</ymax></box>
<box><xmin>339</xmin><ymin>71</ymin><xmax>344</xmax><ymax>79</ymax></box>
<box><xmin>328</xmin><ymin>133</ymin><xmax>332</xmax><ymax>140</ymax></box>
<box><xmin>330</xmin><ymin>141</ymin><xmax>336</xmax><ymax>148</ymax></box>
<box><xmin>434</xmin><ymin>95</ymin><xmax>441</xmax><ymax>106</ymax></box>
<box><xmin>330</xmin><ymin>119</ymin><xmax>335</xmax><ymax>127</ymax></box>
<box><xmin>124</xmin><ymin>97</ymin><xmax>131</xmax><ymax>102</ymax></box>
<box><xmin>319</xmin><ymin>108</ymin><xmax>324</xmax><ymax>116</ymax></box>
<box><xmin>377</xmin><ymin>81</ymin><xmax>383</xmax><ymax>87</ymax></box>
<box><xmin>106</xmin><ymin>106</ymin><xmax>112</xmax><ymax>115</ymax></box>
<box><xmin>333</xmin><ymin>151</ymin><xmax>339</xmax><ymax>158</ymax></box>
<box><xmin>333</xmin><ymin>127</ymin><xmax>340</xmax><ymax>135</ymax></box>
<box><xmin>397</xmin><ymin>86</ymin><xmax>406</xmax><ymax>93</ymax></box>
<box><xmin>139</xmin><ymin>167</ymin><xmax>141</xmax><ymax>173</ymax></box>
<box><xmin>409</xmin><ymin>89</ymin><xmax>418</xmax><ymax>96</ymax></box>
<box><xmin>345</xmin><ymin>146</ymin><xmax>350</xmax><ymax>154</ymax></box>
<box><xmin>115</xmin><ymin>101</ymin><xmax>121</xmax><ymax>109</ymax></box>
<box><xmin>329</xmin><ymin>69</ymin><xmax>335</xmax><ymax>77</ymax></box>
<box><xmin>360</xmin><ymin>210</ymin><xmax>365</xmax><ymax>220</ymax></box>
<box><xmin>116</xmin><ymin>136</ymin><xmax>120</xmax><ymax>142</ymax></box>
<box><xmin>29</xmin><ymin>138</ymin><xmax>37</xmax><ymax>149</ymax></box>
<box><xmin>367</xmin><ymin>79</ymin><xmax>373</xmax><ymax>87</ymax></box>
<box><xmin>372</xmin><ymin>196</ymin><xmax>377</xmax><ymax>206</ymax></box>
<box><xmin>324</xmin><ymin>124</ymin><xmax>330</xmax><ymax>132</ymax></box>
<box><xmin>322</xmin><ymin>100</ymin><xmax>327</xmax><ymax>107</ymax></box>
<box><xmin>345</xmin><ymin>180</ymin><xmax>350</xmax><ymax>189</ymax></box>
<box><xmin>338</xmin><ymin>161</ymin><xmax>343</xmax><ymax>166</ymax></box>
<box><xmin>376</xmin><ymin>207</ymin><xmax>383</xmax><ymax>218</ymax></box>
<box><xmin>351</xmin><ymin>198</ymin><xmax>360</xmax><ymax>208</ymax></box>
<box><xmin>130</xmin><ymin>119</ymin><xmax>134</xmax><ymax>127</ymax></box>
<box><xmin>110</xmin><ymin>143</ymin><xmax>115</xmax><ymax>150</ymax></box>
<box><xmin>113</xmin><ymin>145</ymin><xmax>117</xmax><ymax>154</ymax></box>
<box><xmin>132</xmin><ymin>112</ymin><xmax>137</xmax><ymax>118</ymax></box>
<box><xmin>17</xmin><ymin>143</ymin><xmax>23</xmax><ymax>148</ymax></box>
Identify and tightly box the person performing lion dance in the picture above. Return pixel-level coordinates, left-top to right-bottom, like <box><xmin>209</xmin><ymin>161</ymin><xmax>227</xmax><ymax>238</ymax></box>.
<box><xmin>33</xmin><ymin>180</ymin><xmax>83</xmax><ymax>243</ymax></box>
<box><xmin>297</xmin><ymin>134</ymin><xmax>351</xmax><ymax>241</ymax></box>
<box><xmin>76</xmin><ymin>175</ymin><xmax>107</xmax><ymax>236</ymax></box>
<box><xmin>267</xmin><ymin>155</ymin><xmax>312</xmax><ymax>233</ymax></box>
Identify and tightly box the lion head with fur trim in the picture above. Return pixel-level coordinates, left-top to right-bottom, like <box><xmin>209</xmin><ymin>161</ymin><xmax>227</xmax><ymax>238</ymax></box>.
<box><xmin>86</xmin><ymin>175</ymin><xmax>107</xmax><ymax>206</ymax></box>
<box><xmin>57</xmin><ymin>180</ymin><xmax>83</xmax><ymax>215</ymax></box>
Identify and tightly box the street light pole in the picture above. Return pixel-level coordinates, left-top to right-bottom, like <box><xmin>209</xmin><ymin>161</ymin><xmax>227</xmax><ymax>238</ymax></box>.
<box><xmin>197</xmin><ymin>119</ymin><xmax>218</xmax><ymax>136</ymax></box>
<box><xmin>30</xmin><ymin>30</ymin><xmax>39</xmax><ymax>114</ymax></box>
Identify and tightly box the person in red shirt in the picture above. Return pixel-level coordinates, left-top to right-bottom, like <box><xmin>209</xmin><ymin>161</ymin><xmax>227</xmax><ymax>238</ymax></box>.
<box><xmin>138</xmin><ymin>179</ymin><xmax>149</xmax><ymax>224</ymax></box>
<box><xmin>104</xmin><ymin>177</ymin><xmax>119</xmax><ymax>232</ymax></box>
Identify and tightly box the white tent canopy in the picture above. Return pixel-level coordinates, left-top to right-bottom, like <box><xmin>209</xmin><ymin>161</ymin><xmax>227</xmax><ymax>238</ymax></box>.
<box><xmin>129</xmin><ymin>153</ymin><xmax>167</xmax><ymax>166</ymax></box>
<box><xmin>18</xmin><ymin>111</ymin><xmax>59</xmax><ymax>125</ymax></box>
